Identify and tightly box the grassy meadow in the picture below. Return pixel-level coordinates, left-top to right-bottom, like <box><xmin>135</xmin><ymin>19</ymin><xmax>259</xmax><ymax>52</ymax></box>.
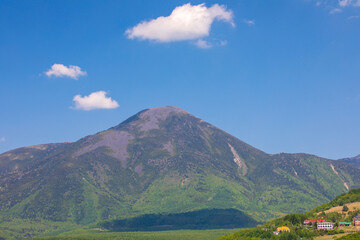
<box><xmin>29</xmin><ymin>228</ymin><xmax>243</xmax><ymax>240</ymax></box>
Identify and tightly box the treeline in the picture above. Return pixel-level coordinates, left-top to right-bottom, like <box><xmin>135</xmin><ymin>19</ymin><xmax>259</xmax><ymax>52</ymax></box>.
<box><xmin>100</xmin><ymin>209</ymin><xmax>258</xmax><ymax>231</ymax></box>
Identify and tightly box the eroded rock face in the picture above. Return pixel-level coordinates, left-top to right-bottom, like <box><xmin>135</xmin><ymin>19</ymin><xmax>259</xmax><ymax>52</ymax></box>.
<box><xmin>228</xmin><ymin>143</ymin><xmax>248</xmax><ymax>175</ymax></box>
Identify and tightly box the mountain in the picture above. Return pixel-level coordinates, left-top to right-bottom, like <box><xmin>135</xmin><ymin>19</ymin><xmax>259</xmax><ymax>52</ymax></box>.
<box><xmin>339</xmin><ymin>155</ymin><xmax>360</xmax><ymax>168</ymax></box>
<box><xmin>1</xmin><ymin>106</ymin><xmax>360</xmax><ymax>228</ymax></box>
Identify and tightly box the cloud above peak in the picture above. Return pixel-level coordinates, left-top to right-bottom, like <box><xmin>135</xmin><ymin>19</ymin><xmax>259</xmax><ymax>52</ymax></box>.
<box><xmin>125</xmin><ymin>3</ymin><xmax>234</xmax><ymax>44</ymax></box>
<box><xmin>72</xmin><ymin>91</ymin><xmax>119</xmax><ymax>111</ymax></box>
<box><xmin>45</xmin><ymin>64</ymin><xmax>87</xmax><ymax>80</ymax></box>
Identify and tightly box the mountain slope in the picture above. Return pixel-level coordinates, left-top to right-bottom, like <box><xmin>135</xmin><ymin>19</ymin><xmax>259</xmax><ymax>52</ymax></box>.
<box><xmin>1</xmin><ymin>106</ymin><xmax>360</xmax><ymax>226</ymax></box>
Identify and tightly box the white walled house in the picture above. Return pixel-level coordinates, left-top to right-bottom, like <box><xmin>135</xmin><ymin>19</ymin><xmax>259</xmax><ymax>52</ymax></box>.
<box><xmin>317</xmin><ymin>222</ymin><xmax>335</xmax><ymax>230</ymax></box>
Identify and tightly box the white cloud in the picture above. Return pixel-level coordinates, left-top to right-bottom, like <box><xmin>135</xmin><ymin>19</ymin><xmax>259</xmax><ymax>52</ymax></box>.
<box><xmin>0</xmin><ymin>137</ymin><xmax>5</xmax><ymax>142</ymax></box>
<box><xmin>125</xmin><ymin>3</ymin><xmax>234</xmax><ymax>43</ymax></box>
<box><xmin>45</xmin><ymin>64</ymin><xmax>87</xmax><ymax>80</ymax></box>
<box><xmin>72</xmin><ymin>91</ymin><xmax>119</xmax><ymax>111</ymax></box>
<box><xmin>243</xmin><ymin>19</ymin><xmax>255</xmax><ymax>26</ymax></box>
<box><xmin>195</xmin><ymin>39</ymin><xmax>212</xmax><ymax>49</ymax></box>
<box><xmin>339</xmin><ymin>0</ymin><xmax>360</xmax><ymax>7</ymax></box>
<box><xmin>330</xmin><ymin>8</ymin><xmax>343</xmax><ymax>13</ymax></box>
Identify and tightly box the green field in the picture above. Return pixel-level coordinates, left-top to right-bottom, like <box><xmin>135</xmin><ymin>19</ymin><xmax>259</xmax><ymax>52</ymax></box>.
<box><xmin>29</xmin><ymin>228</ymin><xmax>243</xmax><ymax>240</ymax></box>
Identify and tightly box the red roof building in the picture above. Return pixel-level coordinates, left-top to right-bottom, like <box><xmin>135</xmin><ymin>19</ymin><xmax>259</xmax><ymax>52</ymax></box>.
<box><xmin>304</xmin><ymin>220</ymin><xmax>325</xmax><ymax>225</ymax></box>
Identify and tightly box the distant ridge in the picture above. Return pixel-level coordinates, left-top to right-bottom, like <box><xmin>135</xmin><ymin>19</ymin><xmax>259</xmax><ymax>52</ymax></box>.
<box><xmin>339</xmin><ymin>155</ymin><xmax>360</xmax><ymax>168</ymax></box>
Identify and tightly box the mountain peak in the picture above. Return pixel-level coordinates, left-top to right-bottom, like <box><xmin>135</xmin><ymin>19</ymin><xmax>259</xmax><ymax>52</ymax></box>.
<box><xmin>141</xmin><ymin>106</ymin><xmax>188</xmax><ymax>116</ymax></box>
<box><xmin>137</xmin><ymin>106</ymin><xmax>189</xmax><ymax>131</ymax></box>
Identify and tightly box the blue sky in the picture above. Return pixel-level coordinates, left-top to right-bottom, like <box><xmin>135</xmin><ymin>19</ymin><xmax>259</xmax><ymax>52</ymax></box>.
<box><xmin>0</xmin><ymin>0</ymin><xmax>359</xmax><ymax>159</ymax></box>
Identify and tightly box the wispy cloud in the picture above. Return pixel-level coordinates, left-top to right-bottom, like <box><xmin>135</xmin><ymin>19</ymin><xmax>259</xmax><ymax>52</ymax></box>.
<box><xmin>45</xmin><ymin>64</ymin><xmax>87</xmax><ymax>80</ymax></box>
<box><xmin>339</xmin><ymin>0</ymin><xmax>360</xmax><ymax>7</ymax></box>
<box><xmin>339</xmin><ymin>0</ymin><xmax>349</xmax><ymax>7</ymax></box>
<box><xmin>195</xmin><ymin>39</ymin><xmax>212</xmax><ymax>49</ymax></box>
<box><xmin>348</xmin><ymin>15</ymin><xmax>360</xmax><ymax>18</ymax></box>
<box><xmin>219</xmin><ymin>40</ymin><xmax>227</xmax><ymax>46</ymax></box>
<box><xmin>310</xmin><ymin>0</ymin><xmax>360</xmax><ymax>13</ymax></box>
<box><xmin>243</xmin><ymin>19</ymin><xmax>255</xmax><ymax>26</ymax></box>
<box><xmin>329</xmin><ymin>8</ymin><xmax>343</xmax><ymax>14</ymax></box>
<box><xmin>125</xmin><ymin>3</ymin><xmax>234</xmax><ymax>47</ymax></box>
<box><xmin>0</xmin><ymin>137</ymin><xmax>5</xmax><ymax>143</ymax></box>
<box><xmin>72</xmin><ymin>91</ymin><xmax>119</xmax><ymax>111</ymax></box>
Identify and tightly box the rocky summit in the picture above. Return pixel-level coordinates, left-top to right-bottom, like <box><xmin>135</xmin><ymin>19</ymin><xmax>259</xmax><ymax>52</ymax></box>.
<box><xmin>1</xmin><ymin>106</ymin><xmax>360</xmax><ymax>225</ymax></box>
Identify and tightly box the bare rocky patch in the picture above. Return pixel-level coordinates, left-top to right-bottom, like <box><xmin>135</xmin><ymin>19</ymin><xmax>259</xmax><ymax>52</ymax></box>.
<box><xmin>134</xmin><ymin>164</ymin><xmax>143</xmax><ymax>176</ymax></box>
<box><xmin>228</xmin><ymin>143</ymin><xmax>248</xmax><ymax>175</ymax></box>
<box><xmin>137</xmin><ymin>106</ymin><xmax>187</xmax><ymax>131</ymax></box>
<box><xmin>330</xmin><ymin>164</ymin><xmax>349</xmax><ymax>190</ymax></box>
<box><xmin>76</xmin><ymin>130</ymin><xmax>134</xmax><ymax>168</ymax></box>
<box><xmin>163</xmin><ymin>141</ymin><xmax>175</xmax><ymax>155</ymax></box>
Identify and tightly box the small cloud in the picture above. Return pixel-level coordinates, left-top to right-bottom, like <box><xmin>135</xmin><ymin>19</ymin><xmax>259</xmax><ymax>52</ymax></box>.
<box><xmin>125</xmin><ymin>3</ymin><xmax>234</xmax><ymax>43</ymax></box>
<box><xmin>316</xmin><ymin>1</ymin><xmax>322</xmax><ymax>6</ymax></box>
<box><xmin>45</xmin><ymin>64</ymin><xmax>87</xmax><ymax>80</ymax></box>
<box><xmin>72</xmin><ymin>91</ymin><xmax>119</xmax><ymax>111</ymax></box>
<box><xmin>243</xmin><ymin>19</ymin><xmax>255</xmax><ymax>26</ymax></box>
<box><xmin>195</xmin><ymin>39</ymin><xmax>212</xmax><ymax>49</ymax></box>
<box><xmin>0</xmin><ymin>137</ymin><xmax>5</xmax><ymax>142</ymax></box>
<box><xmin>329</xmin><ymin>8</ymin><xmax>342</xmax><ymax>14</ymax></box>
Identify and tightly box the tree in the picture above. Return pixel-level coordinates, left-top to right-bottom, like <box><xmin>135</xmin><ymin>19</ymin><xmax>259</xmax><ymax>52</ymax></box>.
<box><xmin>343</xmin><ymin>205</ymin><xmax>349</xmax><ymax>212</ymax></box>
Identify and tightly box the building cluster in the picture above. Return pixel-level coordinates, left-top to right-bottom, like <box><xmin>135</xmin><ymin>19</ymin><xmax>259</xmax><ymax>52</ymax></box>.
<box><xmin>271</xmin><ymin>215</ymin><xmax>360</xmax><ymax>236</ymax></box>
<box><xmin>301</xmin><ymin>215</ymin><xmax>360</xmax><ymax>230</ymax></box>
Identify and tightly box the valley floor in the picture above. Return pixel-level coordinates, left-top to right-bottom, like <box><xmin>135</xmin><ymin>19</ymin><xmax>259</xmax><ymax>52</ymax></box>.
<box><xmin>29</xmin><ymin>228</ymin><xmax>243</xmax><ymax>240</ymax></box>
